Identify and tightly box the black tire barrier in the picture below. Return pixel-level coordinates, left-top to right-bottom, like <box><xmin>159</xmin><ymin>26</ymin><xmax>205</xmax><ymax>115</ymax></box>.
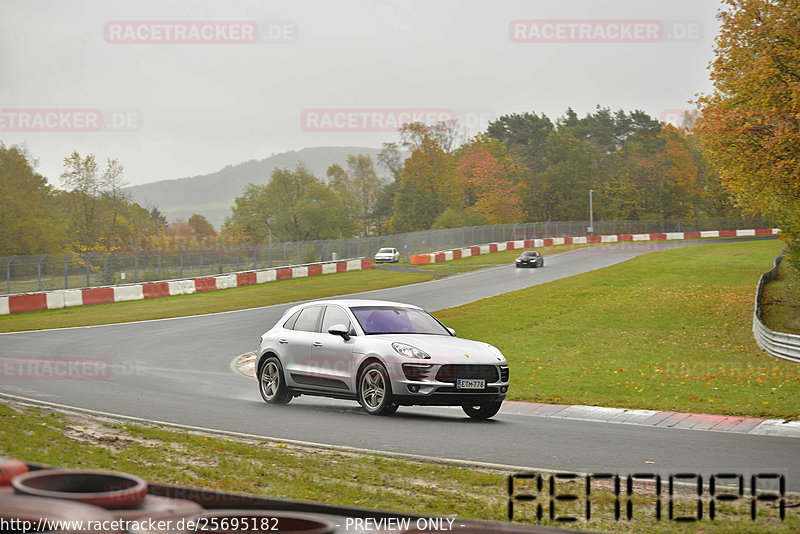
<box><xmin>185</xmin><ymin>511</ymin><xmax>337</xmax><ymax>533</ymax></box>
<box><xmin>0</xmin><ymin>457</ymin><xmax>28</xmax><ymax>486</ymax></box>
<box><xmin>0</xmin><ymin>493</ymin><xmax>121</xmax><ymax>533</ymax></box>
<box><xmin>2</xmin><ymin>460</ymin><xmax>561</xmax><ymax>534</ymax></box>
<box><xmin>12</xmin><ymin>469</ymin><xmax>148</xmax><ymax>510</ymax></box>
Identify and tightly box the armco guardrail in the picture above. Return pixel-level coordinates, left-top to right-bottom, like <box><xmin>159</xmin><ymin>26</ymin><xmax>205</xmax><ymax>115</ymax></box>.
<box><xmin>753</xmin><ymin>253</ymin><xmax>800</xmax><ymax>364</ymax></box>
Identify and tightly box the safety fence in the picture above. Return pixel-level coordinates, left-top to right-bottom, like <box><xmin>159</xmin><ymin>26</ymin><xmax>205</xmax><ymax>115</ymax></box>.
<box><xmin>753</xmin><ymin>253</ymin><xmax>800</xmax><ymax>364</ymax></box>
<box><xmin>410</xmin><ymin>228</ymin><xmax>777</xmax><ymax>265</ymax></box>
<box><xmin>0</xmin><ymin>258</ymin><xmax>371</xmax><ymax>316</ymax></box>
<box><xmin>1</xmin><ymin>215</ymin><xmax>769</xmax><ymax>295</ymax></box>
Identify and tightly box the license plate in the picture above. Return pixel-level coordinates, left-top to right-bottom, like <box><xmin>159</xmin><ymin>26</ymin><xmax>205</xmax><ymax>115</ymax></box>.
<box><xmin>457</xmin><ymin>379</ymin><xmax>485</xmax><ymax>389</ymax></box>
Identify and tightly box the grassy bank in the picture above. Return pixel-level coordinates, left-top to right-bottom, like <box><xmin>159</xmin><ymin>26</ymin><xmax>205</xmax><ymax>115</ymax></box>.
<box><xmin>0</xmin><ymin>270</ymin><xmax>432</xmax><ymax>333</ymax></box>
<box><xmin>436</xmin><ymin>240</ymin><xmax>800</xmax><ymax>419</ymax></box>
<box><xmin>1</xmin><ymin>401</ymin><xmax>795</xmax><ymax>533</ymax></box>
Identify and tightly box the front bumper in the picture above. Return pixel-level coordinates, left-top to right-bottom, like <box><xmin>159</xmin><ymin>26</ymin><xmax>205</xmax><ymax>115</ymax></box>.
<box><xmin>387</xmin><ymin>361</ymin><xmax>509</xmax><ymax>406</ymax></box>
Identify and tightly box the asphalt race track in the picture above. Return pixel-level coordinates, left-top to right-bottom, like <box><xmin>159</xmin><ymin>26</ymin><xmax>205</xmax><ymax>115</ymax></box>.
<box><xmin>2</xmin><ymin>237</ymin><xmax>798</xmax><ymax>492</ymax></box>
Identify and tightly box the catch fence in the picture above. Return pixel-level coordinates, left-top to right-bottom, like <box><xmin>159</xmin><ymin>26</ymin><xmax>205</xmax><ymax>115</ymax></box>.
<box><xmin>1</xmin><ymin>215</ymin><xmax>769</xmax><ymax>295</ymax></box>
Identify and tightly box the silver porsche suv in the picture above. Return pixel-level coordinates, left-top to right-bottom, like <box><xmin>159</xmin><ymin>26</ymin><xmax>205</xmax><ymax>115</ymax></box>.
<box><xmin>256</xmin><ymin>299</ymin><xmax>510</xmax><ymax>419</ymax></box>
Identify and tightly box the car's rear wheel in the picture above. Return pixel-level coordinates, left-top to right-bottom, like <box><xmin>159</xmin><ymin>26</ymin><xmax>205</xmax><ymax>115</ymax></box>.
<box><xmin>259</xmin><ymin>356</ymin><xmax>293</xmax><ymax>405</ymax></box>
<box><xmin>358</xmin><ymin>362</ymin><xmax>398</xmax><ymax>416</ymax></box>
<box><xmin>462</xmin><ymin>401</ymin><xmax>502</xmax><ymax>420</ymax></box>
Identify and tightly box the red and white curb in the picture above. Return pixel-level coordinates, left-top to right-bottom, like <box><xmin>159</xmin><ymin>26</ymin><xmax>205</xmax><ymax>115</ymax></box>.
<box><xmin>0</xmin><ymin>258</ymin><xmax>371</xmax><ymax>316</ymax></box>
<box><xmin>233</xmin><ymin>352</ymin><xmax>800</xmax><ymax>438</ymax></box>
<box><xmin>410</xmin><ymin>228</ymin><xmax>780</xmax><ymax>265</ymax></box>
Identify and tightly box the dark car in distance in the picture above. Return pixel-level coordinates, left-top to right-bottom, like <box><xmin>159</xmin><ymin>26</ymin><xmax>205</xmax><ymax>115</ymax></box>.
<box><xmin>515</xmin><ymin>250</ymin><xmax>544</xmax><ymax>268</ymax></box>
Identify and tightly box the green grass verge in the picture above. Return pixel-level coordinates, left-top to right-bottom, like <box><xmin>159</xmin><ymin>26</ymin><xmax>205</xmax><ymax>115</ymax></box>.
<box><xmin>0</xmin><ymin>270</ymin><xmax>432</xmax><ymax>333</ymax></box>
<box><xmin>761</xmin><ymin>255</ymin><xmax>800</xmax><ymax>335</ymax></box>
<box><xmin>1</xmin><ymin>401</ymin><xmax>796</xmax><ymax>533</ymax></box>
<box><xmin>435</xmin><ymin>240</ymin><xmax>800</xmax><ymax>419</ymax></box>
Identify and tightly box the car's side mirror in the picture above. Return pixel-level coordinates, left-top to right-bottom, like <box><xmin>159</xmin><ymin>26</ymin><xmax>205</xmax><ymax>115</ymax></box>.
<box><xmin>446</xmin><ymin>327</ymin><xmax>456</xmax><ymax>337</ymax></box>
<box><xmin>328</xmin><ymin>324</ymin><xmax>351</xmax><ymax>341</ymax></box>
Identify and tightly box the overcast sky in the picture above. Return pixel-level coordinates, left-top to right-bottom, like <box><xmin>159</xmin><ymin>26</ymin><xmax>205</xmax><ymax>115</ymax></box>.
<box><xmin>1</xmin><ymin>0</ymin><xmax>724</xmax><ymax>187</ymax></box>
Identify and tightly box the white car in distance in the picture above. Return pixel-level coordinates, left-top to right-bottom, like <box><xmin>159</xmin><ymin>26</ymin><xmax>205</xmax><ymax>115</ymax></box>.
<box><xmin>374</xmin><ymin>247</ymin><xmax>400</xmax><ymax>263</ymax></box>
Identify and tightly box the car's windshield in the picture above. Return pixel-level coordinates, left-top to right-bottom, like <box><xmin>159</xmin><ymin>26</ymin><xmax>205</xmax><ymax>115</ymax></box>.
<box><xmin>351</xmin><ymin>306</ymin><xmax>449</xmax><ymax>335</ymax></box>
<box><xmin>521</xmin><ymin>251</ymin><xmax>536</xmax><ymax>257</ymax></box>
<box><xmin>377</xmin><ymin>248</ymin><xmax>393</xmax><ymax>253</ymax></box>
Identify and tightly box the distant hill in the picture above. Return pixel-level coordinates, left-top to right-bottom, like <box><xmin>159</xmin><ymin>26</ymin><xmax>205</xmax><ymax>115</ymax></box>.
<box><xmin>125</xmin><ymin>146</ymin><xmax>386</xmax><ymax>227</ymax></box>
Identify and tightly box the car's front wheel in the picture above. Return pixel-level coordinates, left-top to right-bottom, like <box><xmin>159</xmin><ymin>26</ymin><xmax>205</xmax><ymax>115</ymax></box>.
<box><xmin>258</xmin><ymin>356</ymin><xmax>293</xmax><ymax>405</ymax></box>
<box><xmin>358</xmin><ymin>362</ymin><xmax>398</xmax><ymax>416</ymax></box>
<box><xmin>462</xmin><ymin>401</ymin><xmax>502</xmax><ymax>420</ymax></box>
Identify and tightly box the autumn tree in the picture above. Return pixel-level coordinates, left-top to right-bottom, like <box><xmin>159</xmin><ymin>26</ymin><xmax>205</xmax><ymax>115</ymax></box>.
<box><xmin>327</xmin><ymin>155</ymin><xmax>384</xmax><ymax>236</ymax></box>
<box><xmin>377</xmin><ymin>142</ymin><xmax>405</xmax><ymax>182</ymax></box>
<box><xmin>188</xmin><ymin>214</ymin><xmax>216</xmax><ymax>236</ymax></box>
<box><xmin>454</xmin><ymin>135</ymin><xmax>525</xmax><ymax>224</ymax></box>
<box><xmin>224</xmin><ymin>164</ymin><xmax>353</xmax><ymax>243</ymax></box>
<box><xmin>60</xmin><ymin>152</ymin><xmax>127</xmax><ymax>249</ymax></box>
<box><xmin>695</xmin><ymin>0</ymin><xmax>800</xmax><ymax>274</ymax></box>
<box><xmin>148</xmin><ymin>207</ymin><xmax>168</xmax><ymax>232</ymax></box>
<box><xmin>539</xmin><ymin>130</ymin><xmax>599</xmax><ymax>221</ymax></box>
<box><xmin>390</xmin><ymin>124</ymin><xmax>459</xmax><ymax>232</ymax></box>
<box><xmin>0</xmin><ymin>143</ymin><xmax>67</xmax><ymax>255</ymax></box>
<box><xmin>487</xmin><ymin>111</ymin><xmax>554</xmax><ymax>172</ymax></box>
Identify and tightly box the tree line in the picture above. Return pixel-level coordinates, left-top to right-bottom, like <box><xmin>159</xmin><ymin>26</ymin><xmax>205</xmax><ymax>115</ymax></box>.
<box><xmin>0</xmin><ymin>103</ymin><xmax>753</xmax><ymax>257</ymax></box>
<box><xmin>0</xmin><ymin>145</ymin><xmax>216</xmax><ymax>256</ymax></box>
<box><xmin>223</xmin><ymin>107</ymin><xmax>742</xmax><ymax>243</ymax></box>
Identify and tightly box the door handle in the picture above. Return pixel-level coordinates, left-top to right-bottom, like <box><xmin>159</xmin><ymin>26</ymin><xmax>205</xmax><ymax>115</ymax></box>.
<box><xmin>278</xmin><ymin>339</ymin><xmax>288</xmax><ymax>344</ymax></box>
<box><xmin>312</xmin><ymin>342</ymin><xmax>323</xmax><ymax>347</ymax></box>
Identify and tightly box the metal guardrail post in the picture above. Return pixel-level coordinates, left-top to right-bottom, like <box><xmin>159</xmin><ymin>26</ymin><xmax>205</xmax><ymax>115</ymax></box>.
<box><xmin>37</xmin><ymin>254</ymin><xmax>47</xmax><ymax>291</ymax></box>
<box><xmin>6</xmin><ymin>255</ymin><xmax>16</xmax><ymax>294</ymax></box>
<box><xmin>752</xmin><ymin>253</ymin><xmax>800</xmax><ymax>364</ymax></box>
<box><xmin>64</xmin><ymin>253</ymin><xmax>72</xmax><ymax>289</ymax></box>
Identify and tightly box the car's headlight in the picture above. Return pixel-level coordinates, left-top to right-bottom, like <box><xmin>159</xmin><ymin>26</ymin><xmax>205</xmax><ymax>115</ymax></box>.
<box><xmin>487</xmin><ymin>344</ymin><xmax>505</xmax><ymax>360</ymax></box>
<box><xmin>392</xmin><ymin>342</ymin><xmax>430</xmax><ymax>359</ymax></box>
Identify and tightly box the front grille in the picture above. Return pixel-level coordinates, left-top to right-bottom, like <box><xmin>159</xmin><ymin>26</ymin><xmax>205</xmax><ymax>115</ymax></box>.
<box><xmin>403</xmin><ymin>363</ymin><xmax>433</xmax><ymax>381</ymax></box>
<box><xmin>436</xmin><ymin>364</ymin><xmax>500</xmax><ymax>383</ymax></box>
<box><xmin>500</xmin><ymin>365</ymin><xmax>509</xmax><ymax>382</ymax></box>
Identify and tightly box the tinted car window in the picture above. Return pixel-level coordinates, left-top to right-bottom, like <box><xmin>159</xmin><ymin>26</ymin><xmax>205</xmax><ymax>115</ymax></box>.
<box><xmin>352</xmin><ymin>306</ymin><xmax>449</xmax><ymax>335</ymax></box>
<box><xmin>293</xmin><ymin>305</ymin><xmax>323</xmax><ymax>332</ymax></box>
<box><xmin>321</xmin><ymin>305</ymin><xmax>351</xmax><ymax>334</ymax></box>
<box><xmin>283</xmin><ymin>310</ymin><xmax>301</xmax><ymax>330</ymax></box>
